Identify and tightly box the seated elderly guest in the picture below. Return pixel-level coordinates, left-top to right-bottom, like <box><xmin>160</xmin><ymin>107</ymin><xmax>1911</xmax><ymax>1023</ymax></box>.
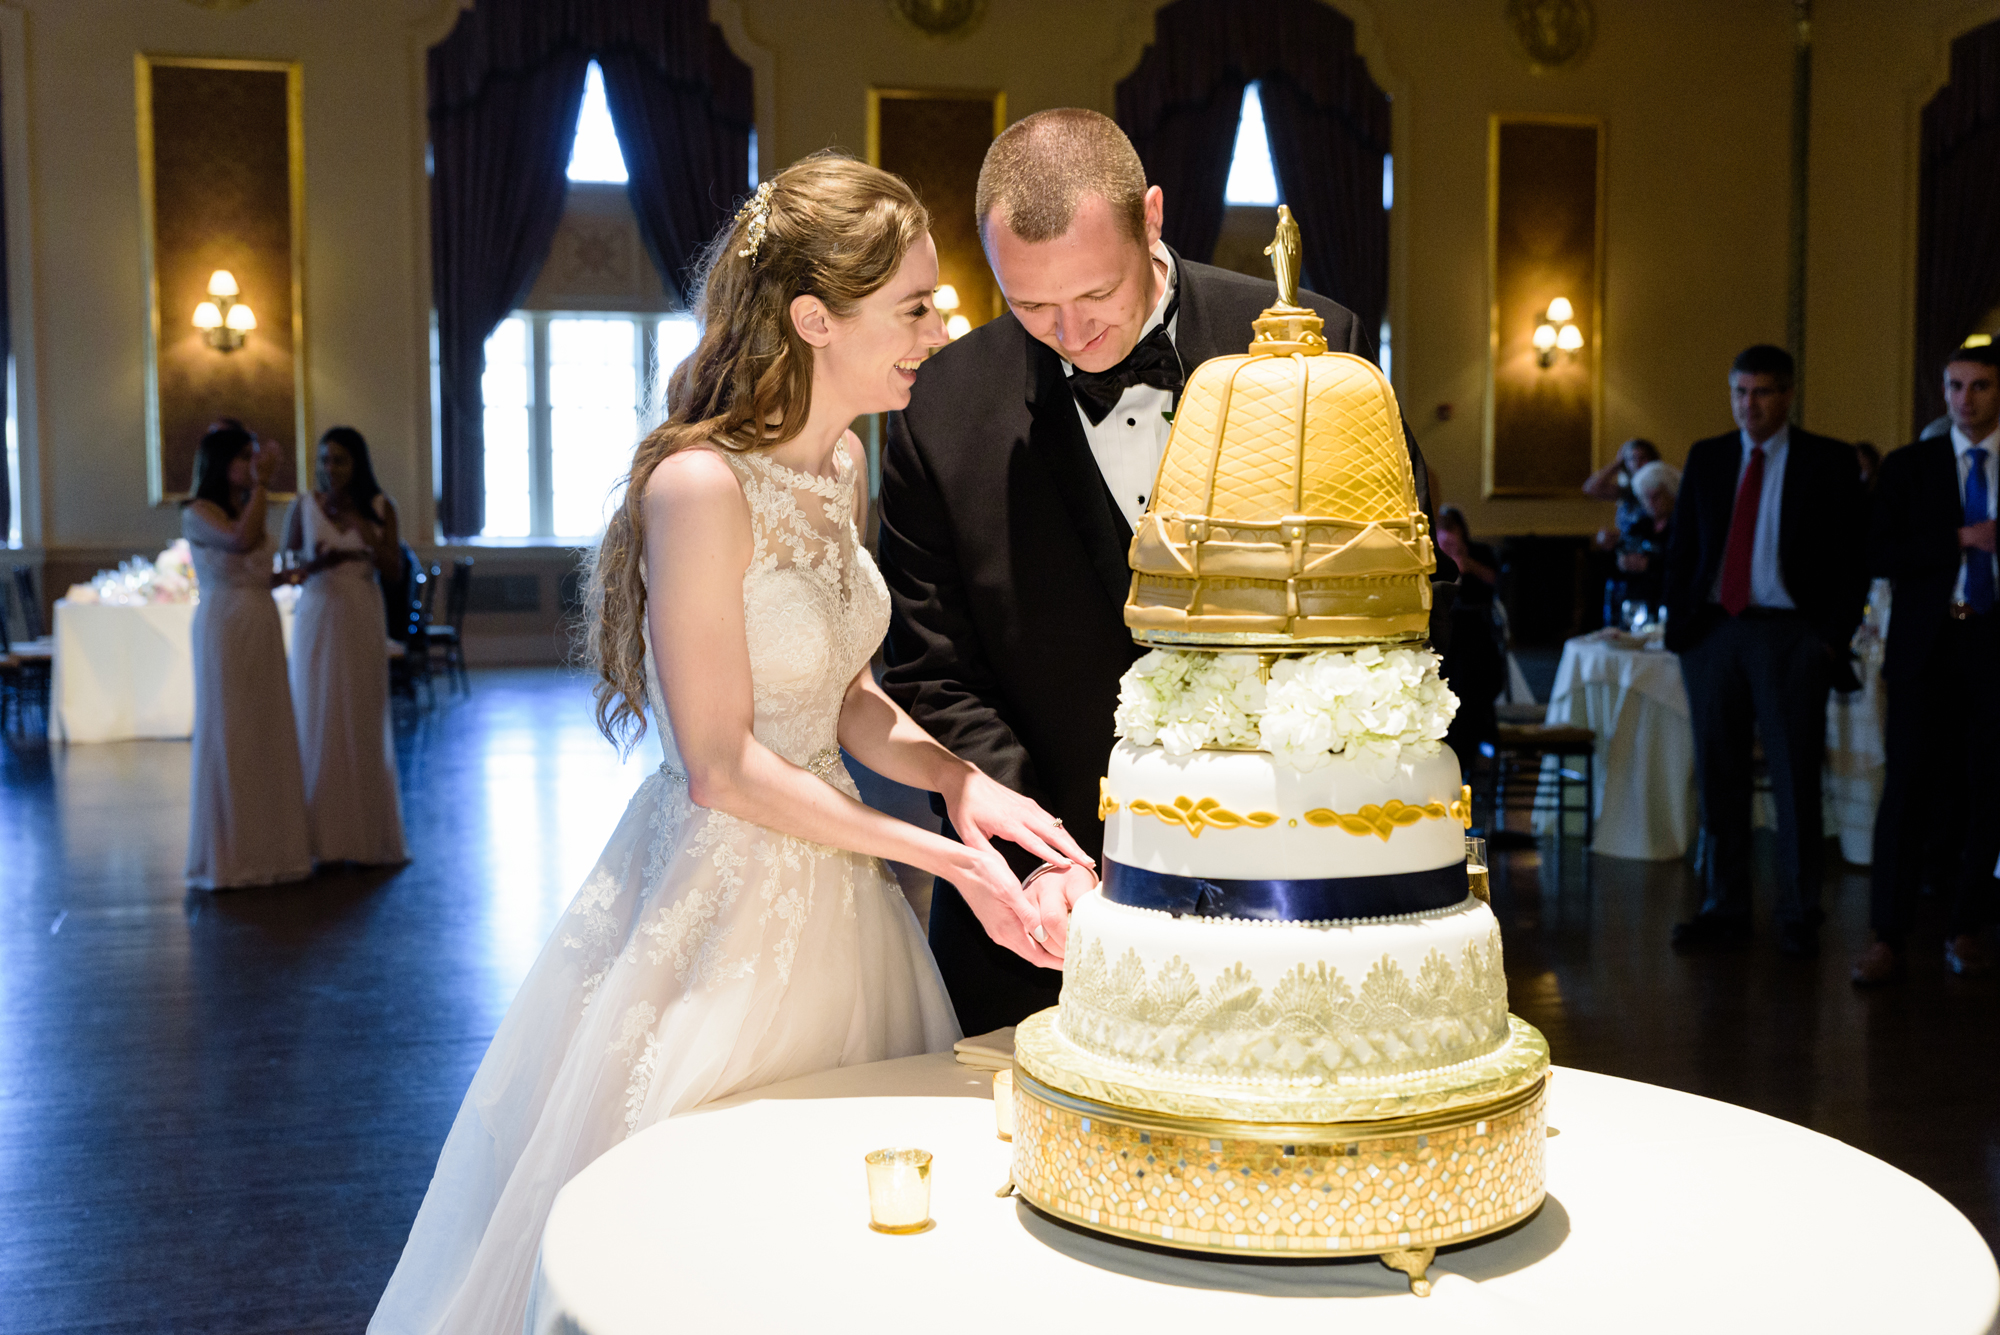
<box><xmin>1855</xmin><ymin>343</ymin><xmax>2000</xmax><ymax>983</ymax></box>
<box><xmin>1613</xmin><ymin>460</ymin><xmax>1681</xmax><ymax>612</ymax></box>
<box><xmin>1587</xmin><ymin>438</ymin><xmax>1662</xmax><ymax>624</ymax></box>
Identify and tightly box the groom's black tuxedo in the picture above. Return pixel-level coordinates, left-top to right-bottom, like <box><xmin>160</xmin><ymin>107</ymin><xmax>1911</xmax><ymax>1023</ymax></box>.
<box><xmin>879</xmin><ymin>252</ymin><xmax>1438</xmax><ymax>1034</ymax></box>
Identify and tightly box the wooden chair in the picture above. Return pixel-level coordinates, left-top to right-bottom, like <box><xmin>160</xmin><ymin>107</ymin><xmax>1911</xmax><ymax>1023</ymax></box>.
<box><xmin>424</xmin><ymin>559</ymin><xmax>472</xmax><ymax>694</ymax></box>
<box><xmin>1</xmin><ymin>570</ymin><xmax>52</xmax><ymax>732</ymax></box>
<box><xmin>388</xmin><ymin>550</ymin><xmax>436</xmax><ymax>709</ymax></box>
<box><xmin>1483</xmin><ymin>720</ymin><xmax>1597</xmax><ymax>851</ymax></box>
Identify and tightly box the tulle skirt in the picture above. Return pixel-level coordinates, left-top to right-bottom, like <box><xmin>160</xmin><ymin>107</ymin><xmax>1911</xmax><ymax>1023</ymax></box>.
<box><xmin>369</xmin><ymin>763</ymin><xmax>959</xmax><ymax>1335</ymax></box>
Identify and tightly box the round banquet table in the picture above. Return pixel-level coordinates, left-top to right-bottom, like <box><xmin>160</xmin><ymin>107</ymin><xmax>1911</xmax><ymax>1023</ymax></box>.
<box><xmin>49</xmin><ymin>594</ymin><xmax>299</xmax><ymax>743</ymax></box>
<box><xmin>527</xmin><ymin>1051</ymin><xmax>1998</xmax><ymax>1335</ymax></box>
<box><xmin>1532</xmin><ymin>631</ymin><xmax>1886</xmax><ymax>864</ymax></box>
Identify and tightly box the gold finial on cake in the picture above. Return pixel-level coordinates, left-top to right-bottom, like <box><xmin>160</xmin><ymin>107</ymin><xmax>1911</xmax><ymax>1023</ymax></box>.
<box><xmin>1123</xmin><ymin>209</ymin><xmax>1432</xmax><ymax>647</ymax></box>
<box><xmin>1251</xmin><ymin>206</ymin><xmax>1328</xmax><ymax>356</ymax></box>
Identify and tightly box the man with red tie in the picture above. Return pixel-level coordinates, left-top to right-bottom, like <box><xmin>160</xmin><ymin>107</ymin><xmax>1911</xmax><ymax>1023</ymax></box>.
<box><xmin>1853</xmin><ymin>344</ymin><xmax>2000</xmax><ymax>983</ymax></box>
<box><xmin>1663</xmin><ymin>345</ymin><xmax>1868</xmax><ymax>956</ymax></box>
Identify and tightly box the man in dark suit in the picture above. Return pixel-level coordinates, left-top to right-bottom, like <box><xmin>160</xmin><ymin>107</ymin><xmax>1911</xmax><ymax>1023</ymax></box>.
<box><xmin>1663</xmin><ymin>344</ymin><xmax>1867</xmax><ymax>956</ymax></box>
<box><xmin>879</xmin><ymin>109</ymin><xmax>1441</xmax><ymax>1034</ymax></box>
<box><xmin>1853</xmin><ymin>345</ymin><xmax>2000</xmax><ymax>983</ymax></box>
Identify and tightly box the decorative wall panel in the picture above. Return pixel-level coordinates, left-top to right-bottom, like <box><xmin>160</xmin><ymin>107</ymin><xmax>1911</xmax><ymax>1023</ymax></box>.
<box><xmin>1484</xmin><ymin>116</ymin><xmax>1602</xmax><ymax>499</ymax></box>
<box><xmin>867</xmin><ymin>87</ymin><xmax>1005</xmax><ymax>328</ymax></box>
<box><xmin>138</xmin><ymin>57</ymin><xmax>306</xmax><ymax>502</ymax></box>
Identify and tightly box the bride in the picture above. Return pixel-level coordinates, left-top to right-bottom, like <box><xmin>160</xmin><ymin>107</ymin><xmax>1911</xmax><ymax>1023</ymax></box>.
<box><xmin>371</xmin><ymin>153</ymin><xmax>1088</xmax><ymax>1334</ymax></box>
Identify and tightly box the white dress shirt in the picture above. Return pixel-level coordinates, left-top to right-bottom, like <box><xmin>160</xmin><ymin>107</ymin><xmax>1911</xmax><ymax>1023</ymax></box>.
<box><xmin>1709</xmin><ymin>425</ymin><xmax>1794</xmax><ymax>609</ymax></box>
<box><xmin>1064</xmin><ymin>244</ymin><xmax>1180</xmax><ymax>532</ymax></box>
<box><xmin>1949</xmin><ymin>423</ymin><xmax>1999</xmax><ymax>603</ymax></box>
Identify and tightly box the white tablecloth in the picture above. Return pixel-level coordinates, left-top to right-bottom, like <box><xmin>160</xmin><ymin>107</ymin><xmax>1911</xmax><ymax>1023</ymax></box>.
<box><xmin>1534</xmin><ymin>632</ymin><xmax>1887</xmax><ymax>864</ymax></box>
<box><xmin>48</xmin><ymin>597</ymin><xmax>296</xmax><ymax>744</ymax></box>
<box><xmin>1535</xmin><ymin>634</ymin><xmax>1698</xmax><ymax>861</ymax></box>
<box><xmin>528</xmin><ymin>1051</ymin><xmax>1997</xmax><ymax>1335</ymax></box>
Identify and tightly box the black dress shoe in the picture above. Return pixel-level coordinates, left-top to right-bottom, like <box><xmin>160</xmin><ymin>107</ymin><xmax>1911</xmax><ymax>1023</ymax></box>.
<box><xmin>1671</xmin><ymin>913</ymin><xmax>1752</xmax><ymax>951</ymax></box>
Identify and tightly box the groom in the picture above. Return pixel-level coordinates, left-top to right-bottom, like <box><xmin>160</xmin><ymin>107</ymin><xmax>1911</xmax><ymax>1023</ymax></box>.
<box><xmin>879</xmin><ymin>108</ymin><xmax>1443</xmax><ymax>1034</ymax></box>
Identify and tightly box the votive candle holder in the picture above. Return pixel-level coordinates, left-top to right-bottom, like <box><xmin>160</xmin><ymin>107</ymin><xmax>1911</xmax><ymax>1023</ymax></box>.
<box><xmin>864</xmin><ymin>1148</ymin><xmax>933</xmax><ymax>1234</ymax></box>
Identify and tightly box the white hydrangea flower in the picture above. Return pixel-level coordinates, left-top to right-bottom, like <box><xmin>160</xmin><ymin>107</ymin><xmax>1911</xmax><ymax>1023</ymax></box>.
<box><xmin>1260</xmin><ymin>646</ymin><xmax>1458</xmax><ymax>774</ymax></box>
<box><xmin>1113</xmin><ymin>650</ymin><xmax>1264</xmax><ymax>755</ymax></box>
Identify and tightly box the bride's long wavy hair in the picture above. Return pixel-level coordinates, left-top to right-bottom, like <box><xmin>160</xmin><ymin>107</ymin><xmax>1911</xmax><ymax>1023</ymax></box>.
<box><xmin>584</xmin><ymin>152</ymin><xmax>929</xmax><ymax>753</ymax></box>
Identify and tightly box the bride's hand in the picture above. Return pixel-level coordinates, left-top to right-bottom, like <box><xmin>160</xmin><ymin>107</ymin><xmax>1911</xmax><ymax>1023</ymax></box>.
<box><xmin>1025</xmin><ymin>862</ymin><xmax>1097</xmax><ymax>961</ymax></box>
<box><xmin>938</xmin><ymin>842</ymin><xmax>1062</xmax><ymax>970</ymax></box>
<box><xmin>940</xmin><ymin>767</ymin><xmax>1092</xmax><ymax>873</ymax></box>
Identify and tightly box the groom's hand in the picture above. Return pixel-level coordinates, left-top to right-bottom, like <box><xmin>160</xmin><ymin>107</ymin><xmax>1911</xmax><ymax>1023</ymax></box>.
<box><xmin>1024</xmin><ymin>863</ymin><xmax>1097</xmax><ymax>961</ymax></box>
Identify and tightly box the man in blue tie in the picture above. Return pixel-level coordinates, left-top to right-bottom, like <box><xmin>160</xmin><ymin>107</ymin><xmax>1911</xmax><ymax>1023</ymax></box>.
<box><xmin>1854</xmin><ymin>344</ymin><xmax>2000</xmax><ymax>983</ymax></box>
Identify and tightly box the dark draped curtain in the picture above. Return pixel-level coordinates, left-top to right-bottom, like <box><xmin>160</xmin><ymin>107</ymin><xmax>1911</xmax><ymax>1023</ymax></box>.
<box><xmin>599</xmin><ymin>29</ymin><xmax>753</xmax><ymax>303</ymax></box>
<box><xmin>1916</xmin><ymin>17</ymin><xmax>2000</xmax><ymax>435</ymax></box>
<box><xmin>428</xmin><ymin>0</ymin><xmax>753</xmax><ymax>539</ymax></box>
<box><xmin>1115</xmin><ymin>0</ymin><xmax>1391</xmax><ymax>338</ymax></box>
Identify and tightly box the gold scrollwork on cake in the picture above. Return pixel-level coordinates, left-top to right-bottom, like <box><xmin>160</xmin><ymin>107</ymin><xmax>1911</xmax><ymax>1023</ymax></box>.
<box><xmin>1103</xmin><ymin>781</ymin><xmax>1473</xmax><ymax>839</ymax></box>
<box><xmin>1304</xmin><ymin>785</ymin><xmax>1475</xmax><ymax>841</ymax></box>
<box><xmin>1127</xmin><ymin>795</ymin><xmax>1281</xmax><ymax>839</ymax></box>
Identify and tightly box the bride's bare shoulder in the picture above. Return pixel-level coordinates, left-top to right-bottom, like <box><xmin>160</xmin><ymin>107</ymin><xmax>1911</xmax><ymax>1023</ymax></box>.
<box><xmin>644</xmin><ymin>444</ymin><xmax>747</xmax><ymax>512</ymax></box>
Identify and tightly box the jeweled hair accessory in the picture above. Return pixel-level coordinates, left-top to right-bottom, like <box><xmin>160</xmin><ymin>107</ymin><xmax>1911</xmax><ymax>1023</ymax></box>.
<box><xmin>735</xmin><ymin>181</ymin><xmax>774</xmax><ymax>263</ymax></box>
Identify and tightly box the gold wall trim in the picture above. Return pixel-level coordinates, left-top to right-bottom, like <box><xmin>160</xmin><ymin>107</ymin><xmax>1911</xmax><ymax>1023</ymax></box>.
<box><xmin>137</xmin><ymin>55</ymin><xmax>309</xmax><ymax>504</ymax></box>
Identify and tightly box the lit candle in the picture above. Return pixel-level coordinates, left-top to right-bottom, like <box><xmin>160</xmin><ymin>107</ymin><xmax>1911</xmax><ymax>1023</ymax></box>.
<box><xmin>864</xmin><ymin>1148</ymin><xmax>933</xmax><ymax>1233</ymax></box>
<box><xmin>993</xmin><ymin>1069</ymin><xmax>1015</xmax><ymax>1141</ymax></box>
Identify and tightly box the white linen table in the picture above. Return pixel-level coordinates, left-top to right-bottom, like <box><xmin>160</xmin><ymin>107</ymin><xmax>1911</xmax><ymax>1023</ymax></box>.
<box><xmin>528</xmin><ymin>1051</ymin><xmax>1998</xmax><ymax>1335</ymax></box>
<box><xmin>1533</xmin><ymin>632</ymin><xmax>1887</xmax><ymax>864</ymax></box>
<box><xmin>48</xmin><ymin>596</ymin><xmax>296</xmax><ymax>743</ymax></box>
<box><xmin>1534</xmin><ymin>632</ymin><xmax>1698</xmax><ymax>860</ymax></box>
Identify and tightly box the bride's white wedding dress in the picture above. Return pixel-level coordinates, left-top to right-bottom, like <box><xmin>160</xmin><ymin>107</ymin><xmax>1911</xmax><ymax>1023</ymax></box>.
<box><xmin>371</xmin><ymin>444</ymin><xmax>959</xmax><ymax>1335</ymax></box>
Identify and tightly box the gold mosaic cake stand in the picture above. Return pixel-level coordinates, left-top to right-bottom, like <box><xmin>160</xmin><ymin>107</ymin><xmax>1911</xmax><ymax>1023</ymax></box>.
<box><xmin>1008</xmin><ymin>1009</ymin><xmax>1551</xmax><ymax>1295</ymax></box>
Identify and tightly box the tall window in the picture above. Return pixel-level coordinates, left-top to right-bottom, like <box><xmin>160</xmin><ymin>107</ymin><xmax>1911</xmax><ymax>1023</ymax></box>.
<box><xmin>1224</xmin><ymin>83</ymin><xmax>1281</xmax><ymax>206</ymax></box>
<box><xmin>477</xmin><ymin>60</ymin><xmax>702</xmax><ymax>541</ymax></box>
<box><xmin>567</xmin><ymin>62</ymin><xmax>627</xmax><ymax>184</ymax></box>
<box><xmin>481</xmin><ymin>315</ymin><xmax>699</xmax><ymax>540</ymax></box>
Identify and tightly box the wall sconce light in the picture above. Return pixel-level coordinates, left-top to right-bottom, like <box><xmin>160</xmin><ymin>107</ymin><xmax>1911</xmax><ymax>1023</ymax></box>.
<box><xmin>1532</xmin><ymin>296</ymin><xmax>1582</xmax><ymax>368</ymax></box>
<box><xmin>935</xmin><ymin>283</ymin><xmax>971</xmax><ymax>340</ymax></box>
<box><xmin>192</xmin><ymin>269</ymin><xmax>256</xmax><ymax>352</ymax></box>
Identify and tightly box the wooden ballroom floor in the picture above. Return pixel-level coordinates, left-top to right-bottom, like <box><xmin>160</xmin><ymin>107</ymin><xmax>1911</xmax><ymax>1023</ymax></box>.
<box><xmin>2</xmin><ymin>667</ymin><xmax>1996</xmax><ymax>1332</ymax></box>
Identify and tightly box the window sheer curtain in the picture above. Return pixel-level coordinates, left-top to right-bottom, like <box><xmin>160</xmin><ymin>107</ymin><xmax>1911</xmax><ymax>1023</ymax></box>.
<box><xmin>1916</xmin><ymin>17</ymin><xmax>2000</xmax><ymax>435</ymax></box>
<box><xmin>1115</xmin><ymin>0</ymin><xmax>1391</xmax><ymax>341</ymax></box>
<box><xmin>428</xmin><ymin>0</ymin><xmax>753</xmax><ymax>540</ymax></box>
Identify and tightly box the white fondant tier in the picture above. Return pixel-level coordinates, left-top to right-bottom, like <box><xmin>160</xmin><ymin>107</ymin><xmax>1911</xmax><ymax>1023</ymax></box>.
<box><xmin>1102</xmin><ymin>739</ymin><xmax>1468</xmax><ymax>880</ymax></box>
<box><xmin>1058</xmin><ymin>890</ymin><xmax>1510</xmax><ymax>1086</ymax></box>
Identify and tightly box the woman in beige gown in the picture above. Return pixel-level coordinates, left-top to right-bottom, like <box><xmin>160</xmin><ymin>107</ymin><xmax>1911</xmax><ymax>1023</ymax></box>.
<box><xmin>182</xmin><ymin>424</ymin><xmax>313</xmax><ymax>890</ymax></box>
<box><xmin>283</xmin><ymin>426</ymin><xmax>408</xmax><ymax>867</ymax></box>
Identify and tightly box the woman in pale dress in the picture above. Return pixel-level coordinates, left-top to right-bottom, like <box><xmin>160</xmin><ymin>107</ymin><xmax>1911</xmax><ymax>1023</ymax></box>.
<box><xmin>369</xmin><ymin>154</ymin><xmax>1091</xmax><ymax>1335</ymax></box>
<box><xmin>282</xmin><ymin>426</ymin><xmax>408</xmax><ymax>867</ymax></box>
<box><xmin>182</xmin><ymin>424</ymin><xmax>313</xmax><ymax>889</ymax></box>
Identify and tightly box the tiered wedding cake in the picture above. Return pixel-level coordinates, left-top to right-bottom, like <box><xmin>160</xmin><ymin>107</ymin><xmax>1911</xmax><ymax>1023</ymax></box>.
<box><xmin>1008</xmin><ymin>211</ymin><xmax>1549</xmax><ymax>1295</ymax></box>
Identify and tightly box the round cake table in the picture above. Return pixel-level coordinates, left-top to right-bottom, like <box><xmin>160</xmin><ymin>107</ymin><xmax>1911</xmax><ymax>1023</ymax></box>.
<box><xmin>526</xmin><ymin>1052</ymin><xmax>1997</xmax><ymax>1335</ymax></box>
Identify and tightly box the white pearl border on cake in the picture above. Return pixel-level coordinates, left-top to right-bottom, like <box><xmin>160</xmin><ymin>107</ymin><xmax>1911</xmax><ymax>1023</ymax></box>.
<box><xmin>1104</xmin><ymin>893</ymin><xmax>1482</xmax><ymax>930</ymax></box>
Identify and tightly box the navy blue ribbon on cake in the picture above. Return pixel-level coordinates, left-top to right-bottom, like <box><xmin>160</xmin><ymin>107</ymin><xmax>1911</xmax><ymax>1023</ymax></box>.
<box><xmin>1101</xmin><ymin>859</ymin><xmax>1470</xmax><ymax>921</ymax></box>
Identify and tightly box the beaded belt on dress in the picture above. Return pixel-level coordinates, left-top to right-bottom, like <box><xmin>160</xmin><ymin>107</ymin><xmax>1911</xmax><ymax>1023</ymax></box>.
<box><xmin>659</xmin><ymin>745</ymin><xmax>844</xmax><ymax>785</ymax></box>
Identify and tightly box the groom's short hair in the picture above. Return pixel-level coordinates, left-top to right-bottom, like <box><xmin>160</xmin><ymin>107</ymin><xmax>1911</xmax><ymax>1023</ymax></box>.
<box><xmin>976</xmin><ymin>108</ymin><xmax>1148</xmax><ymax>247</ymax></box>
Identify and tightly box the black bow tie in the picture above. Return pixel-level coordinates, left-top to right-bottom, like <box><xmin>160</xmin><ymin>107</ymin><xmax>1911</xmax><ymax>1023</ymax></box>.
<box><xmin>1068</xmin><ymin>293</ymin><xmax>1183</xmax><ymax>426</ymax></box>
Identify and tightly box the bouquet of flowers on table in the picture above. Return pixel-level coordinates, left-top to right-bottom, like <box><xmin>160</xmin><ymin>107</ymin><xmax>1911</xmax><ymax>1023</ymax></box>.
<box><xmin>63</xmin><ymin>539</ymin><xmax>200</xmax><ymax>606</ymax></box>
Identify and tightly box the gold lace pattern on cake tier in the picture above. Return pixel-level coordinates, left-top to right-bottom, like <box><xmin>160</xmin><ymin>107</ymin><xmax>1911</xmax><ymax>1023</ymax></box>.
<box><xmin>1101</xmin><ymin>782</ymin><xmax>1474</xmax><ymax>839</ymax></box>
<box><xmin>1058</xmin><ymin>928</ymin><xmax>1509</xmax><ymax>1083</ymax></box>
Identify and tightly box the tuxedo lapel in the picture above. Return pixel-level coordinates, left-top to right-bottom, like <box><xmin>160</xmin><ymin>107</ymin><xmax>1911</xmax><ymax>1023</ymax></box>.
<box><xmin>1023</xmin><ymin>338</ymin><xmax>1136</xmax><ymax>614</ymax></box>
<box><xmin>1169</xmin><ymin>248</ymin><xmax>1239</xmax><ymax>365</ymax></box>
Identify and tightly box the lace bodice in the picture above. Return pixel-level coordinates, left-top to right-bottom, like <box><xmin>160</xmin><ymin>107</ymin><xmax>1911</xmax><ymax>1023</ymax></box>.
<box><xmin>643</xmin><ymin>443</ymin><xmax>888</xmax><ymax>786</ymax></box>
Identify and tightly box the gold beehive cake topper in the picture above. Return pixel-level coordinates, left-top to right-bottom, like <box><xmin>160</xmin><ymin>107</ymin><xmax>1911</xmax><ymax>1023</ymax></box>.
<box><xmin>1124</xmin><ymin>206</ymin><xmax>1434</xmax><ymax>647</ymax></box>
